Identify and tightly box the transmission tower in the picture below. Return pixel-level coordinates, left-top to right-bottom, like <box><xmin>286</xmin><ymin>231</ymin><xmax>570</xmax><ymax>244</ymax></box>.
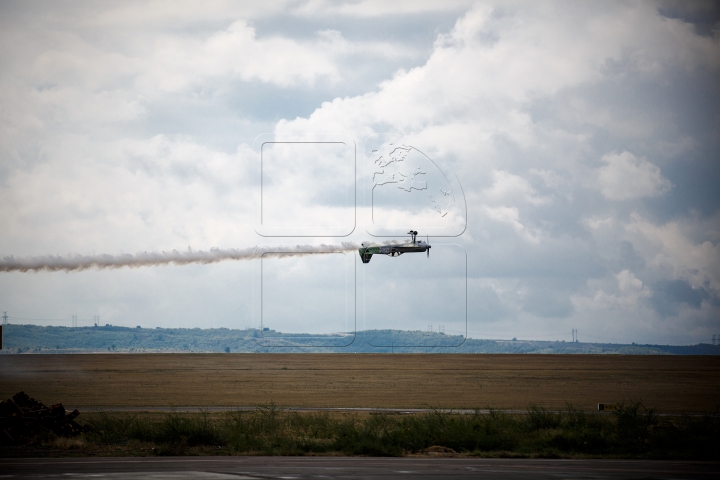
<box><xmin>2</xmin><ymin>312</ymin><xmax>7</xmax><ymax>325</ymax></box>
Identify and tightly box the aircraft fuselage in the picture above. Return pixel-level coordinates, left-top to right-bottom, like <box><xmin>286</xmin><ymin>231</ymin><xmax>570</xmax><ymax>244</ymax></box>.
<box><xmin>359</xmin><ymin>231</ymin><xmax>430</xmax><ymax>263</ymax></box>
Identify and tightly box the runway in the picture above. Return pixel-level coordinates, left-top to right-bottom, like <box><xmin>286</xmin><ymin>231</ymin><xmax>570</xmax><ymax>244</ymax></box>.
<box><xmin>0</xmin><ymin>457</ymin><xmax>717</xmax><ymax>479</ymax></box>
<box><xmin>67</xmin><ymin>405</ymin><xmax>702</xmax><ymax>416</ymax></box>
<box><xmin>72</xmin><ymin>406</ymin><xmax>532</xmax><ymax>414</ymax></box>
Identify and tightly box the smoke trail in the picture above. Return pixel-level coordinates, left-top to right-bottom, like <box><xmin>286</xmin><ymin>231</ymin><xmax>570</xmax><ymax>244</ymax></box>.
<box><xmin>0</xmin><ymin>242</ymin><xmax>378</xmax><ymax>273</ymax></box>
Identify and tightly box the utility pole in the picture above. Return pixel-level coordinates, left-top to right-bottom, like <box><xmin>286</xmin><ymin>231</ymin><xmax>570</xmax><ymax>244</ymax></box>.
<box><xmin>72</xmin><ymin>314</ymin><xmax>77</xmax><ymax>328</ymax></box>
<box><xmin>1</xmin><ymin>312</ymin><xmax>5</xmax><ymax>350</ymax></box>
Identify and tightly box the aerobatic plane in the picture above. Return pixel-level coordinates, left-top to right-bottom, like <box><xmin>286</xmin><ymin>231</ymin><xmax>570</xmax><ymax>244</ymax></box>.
<box><xmin>358</xmin><ymin>230</ymin><xmax>431</xmax><ymax>264</ymax></box>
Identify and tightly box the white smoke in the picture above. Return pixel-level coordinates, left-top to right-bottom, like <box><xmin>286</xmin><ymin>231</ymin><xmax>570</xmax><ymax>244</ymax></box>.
<box><xmin>0</xmin><ymin>242</ymin><xmax>368</xmax><ymax>273</ymax></box>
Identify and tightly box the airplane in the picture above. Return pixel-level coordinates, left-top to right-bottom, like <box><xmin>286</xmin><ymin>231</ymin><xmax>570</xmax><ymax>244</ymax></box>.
<box><xmin>358</xmin><ymin>230</ymin><xmax>431</xmax><ymax>264</ymax></box>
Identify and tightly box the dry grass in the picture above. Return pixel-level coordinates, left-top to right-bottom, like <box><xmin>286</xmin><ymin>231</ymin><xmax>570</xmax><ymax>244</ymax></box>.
<box><xmin>1</xmin><ymin>354</ymin><xmax>718</xmax><ymax>412</ymax></box>
<box><xmin>52</xmin><ymin>405</ymin><xmax>720</xmax><ymax>458</ymax></box>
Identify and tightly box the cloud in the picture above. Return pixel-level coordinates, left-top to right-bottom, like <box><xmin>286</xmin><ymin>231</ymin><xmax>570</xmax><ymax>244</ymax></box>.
<box><xmin>573</xmin><ymin>270</ymin><xmax>651</xmax><ymax>311</ymax></box>
<box><xmin>519</xmin><ymin>278</ymin><xmax>574</xmax><ymax>318</ymax></box>
<box><xmin>0</xmin><ymin>134</ymin><xmax>258</xmax><ymax>256</ymax></box>
<box><xmin>624</xmin><ymin>214</ymin><xmax>720</xmax><ymax>291</ymax></box>
<box><xmin>649</xmin><ymin>278</ymin><xmax>712</xmax><ymax>316</ymax></box>
<box><xmin>291</xmin><ymin>0</ymin><xmax>474</xmax><ymax>17</ymax></box>
<box><xmin>144</xmin><ymin>20</ymin><xmax>343</xmax><ymax>91</ymax></box>
<box><xmin>596</xmin><ymin>151</ymin><xmax>672</xmax><ymax>200</ymax></box>
<box><xmin>0</xmin><ymin>2</ymin><xmax>719</xmax><ymax>343</ymax></box>
<box><xmin>482</xmin><ymin>206</ymin><xmax>541</xmax><ymax>243</ymax></box>
<box><xmin>484</xmin><ymin>170</ymin><xmax>551</xmax><ymax>206</ymax></box>
<box><xmin>275</xmin><ymin>2</ymin><xmax>720</xmax><ymax>342</ymax></box>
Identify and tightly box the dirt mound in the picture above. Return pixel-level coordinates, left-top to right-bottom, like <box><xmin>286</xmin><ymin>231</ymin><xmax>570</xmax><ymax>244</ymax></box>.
<box><xmin>424</xmin><ymin>445</ymin><xmax>457</xmax><ymax>455</ymax></box>
<box><xmin>0</xmin><ymin>391</ymin><xmax>83</xmax><ymax>445</ymax></box>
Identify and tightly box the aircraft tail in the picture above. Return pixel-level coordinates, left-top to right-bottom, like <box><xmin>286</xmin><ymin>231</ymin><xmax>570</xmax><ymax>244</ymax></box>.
<box><xmin>359</xmin><ymin>250</ymin><xmax>373</xmax><ymax>263</ymax></box>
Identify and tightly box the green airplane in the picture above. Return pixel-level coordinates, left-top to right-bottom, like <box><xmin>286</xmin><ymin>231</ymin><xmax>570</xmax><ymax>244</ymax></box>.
<box><xmin>358</xmin><ymin>230</ymin><xmax>431</xmax><ymax>264</ymax></box>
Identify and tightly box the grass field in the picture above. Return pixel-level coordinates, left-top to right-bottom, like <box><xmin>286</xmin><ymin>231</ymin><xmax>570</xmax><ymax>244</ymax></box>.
<box><xmin>1</xmin><ymin>354</ymin><xmax>719</xmax><ymax>413</ymax></box>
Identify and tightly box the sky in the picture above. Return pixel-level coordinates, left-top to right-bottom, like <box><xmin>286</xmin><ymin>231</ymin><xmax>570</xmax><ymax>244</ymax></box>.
<box><xmin>0</xmin><ymin>0</ymin><xmax>719</xmax><ymax>345</ymax></box>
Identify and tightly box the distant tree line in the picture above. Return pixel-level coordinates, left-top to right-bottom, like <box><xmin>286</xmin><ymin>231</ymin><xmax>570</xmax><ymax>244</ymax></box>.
<box><xmin>1</xmin><ymin>324</ymin><xmax>719</xmax><ymax>355</ymax></box>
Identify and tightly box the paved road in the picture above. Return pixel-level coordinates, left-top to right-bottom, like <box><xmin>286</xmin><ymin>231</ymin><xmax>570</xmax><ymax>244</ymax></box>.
<box><xmin>72</xmin><ymin>406</ymin><xmax>534</xmax><ymax>414</ymax></box>
<box><xmin>69</xmin><ymin>406</ymin><xmax>697</xmax><ymax>417</ymax></box>
<box><xmin>1</xmin><ymin>457</ymin><xmax>717</xmax><ymax>479</ymax></box>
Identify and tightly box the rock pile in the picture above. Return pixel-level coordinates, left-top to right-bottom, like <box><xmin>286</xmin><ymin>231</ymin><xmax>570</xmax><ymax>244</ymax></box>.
<box><xmin>0</xmin><ymin>391</ymin><xmax>83</xmax><ymax>445</ymax></box>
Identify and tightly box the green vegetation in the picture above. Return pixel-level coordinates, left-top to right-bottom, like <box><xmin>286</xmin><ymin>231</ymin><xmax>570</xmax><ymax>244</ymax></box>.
<box><xmin>9</xmin><ymin>403</ymin><xmax>714</xmax><ymax>459</ymax></box>
<box><xmin>2</xmin><ymin>324</ymin><xmax>719</xmax><ymax>354</ymax></box>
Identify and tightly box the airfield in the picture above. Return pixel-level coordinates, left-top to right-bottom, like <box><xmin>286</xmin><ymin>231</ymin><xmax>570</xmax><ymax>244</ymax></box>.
<box><xmin>1</xmin><ymin>354</ymin><xmax>718</xmax><ymax>413</ymax></box>
<box><xmin>2</xmin><ymin>457</ymin><xmax>717</xmax><ymax>480</ymax></box>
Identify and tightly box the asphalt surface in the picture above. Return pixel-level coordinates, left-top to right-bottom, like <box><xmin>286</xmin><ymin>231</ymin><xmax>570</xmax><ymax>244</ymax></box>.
<box><xmin>69</xmin><ymin>406</ymin><xmax>696</xmax><ymax>417</ymax></box>
<box><xmin>0</xmin><ymin>457</ymin><xmax>718</xmax><ymax>479</ymax></box>
<box><xmin>73</xmin><ymin>406</ymin><xmax>533</xmax><ymax>414</ymax></box>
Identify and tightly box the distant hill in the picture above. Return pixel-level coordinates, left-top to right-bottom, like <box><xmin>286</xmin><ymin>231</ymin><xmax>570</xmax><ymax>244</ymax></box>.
<box><xmin>1</xmin><ymin>324</ymin><xmax>718</xmax><ymax>355</ymax></box>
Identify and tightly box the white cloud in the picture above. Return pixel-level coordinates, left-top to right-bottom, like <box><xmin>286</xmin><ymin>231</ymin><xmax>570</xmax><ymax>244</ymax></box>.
<box><xmin>596</xmin><ymin>151</ymin><xmax>672</xmax><ymax>200</ymax></box>
<box><xmin>483</xmin><ymin>205</ymin><xmax>541</xmax><ymax>243</ymax></box>
<box><xmin>616</xmin><ymin>269</ymin><xmax>645</xmax><ymax>296</ymax></box>
<box><xmin>624</xmin><ymin>213</ymin><xmax>720</xmax><ymax>292</ymax></box>
<box><xmin>0</xmin><ymin>134</ymin><xmax>257</xmax><ymax>256</ymax></box>
<box><xmin>289</xmin><ymin>0</ymin><xmax>475</xmax><ymax>18</ymax></box>
<box><xmin>572</xmin><ymin>270</ymin><xmax>651</xmax><ymax>315</ymax></box>
<box><xmin>145</xmin><ymin>20</ymin><xmax>343</xmax><ymax>91</ymax></box>
<box><xmin>484</xmin><ymin>170</ymin><xmax>551</xmax><ymax>206</ymax></box>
